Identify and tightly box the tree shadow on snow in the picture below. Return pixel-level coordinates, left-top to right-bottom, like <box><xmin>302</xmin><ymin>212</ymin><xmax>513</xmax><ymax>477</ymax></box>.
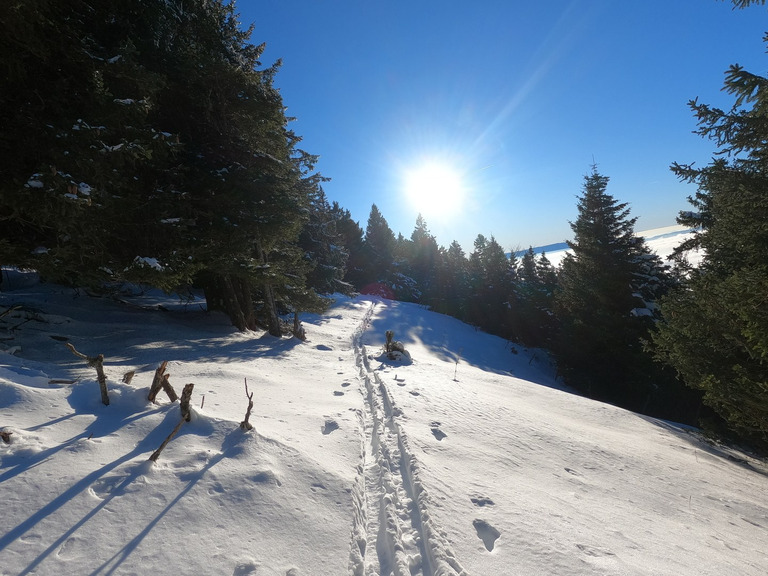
<box><xmin>0</xmin><ymin>405</ymin><xmax>177</xmax><ymax>573</ymax></box>
<box><xmin>363</xmin><ymin>298</ymin><xmax>563</xmax><ymax>390</ymax></box>
<box><xmin>638</xmin><ymin>415</ymin><xmax>768</xmax><ymax>478</ymax></box>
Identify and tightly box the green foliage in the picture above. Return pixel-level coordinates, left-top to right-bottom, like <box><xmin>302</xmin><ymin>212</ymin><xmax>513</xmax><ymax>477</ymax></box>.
<box><xmin>515</xmin><ymin>248</ymin><xmax>558</xmax><ymax>347</ymax></box>
<box><xmin>299</xmin><ymin>190</ymin><xmax>350</xmax><ymax>296</ymax></box>
<box><xmin>654</xmin><ymin>39</ymin><xmax>768</xmax><ymax>442</ymax></box>
<box><xmin>466</xmin><ymin>235</ymin><xmax>517</xmax><ymax>338</ymax></box>
<box><xmin>360</xmin><ymin>204</ymin><xmax>396</xmax><ymax>287</ymax></box>
<box><xmin>655</xmin><ymin>268</ymin><xmax>768</xmax><ymax>437</ymax></box>
<box><xmin>0</xmin><ymin>0</ymin><xmax>329</xmax><ymax>333</ymax></box>
<box><xmin>555</xmin><ymin>168</ymin><xmax>676</xmax><ymax>410</ymax></box>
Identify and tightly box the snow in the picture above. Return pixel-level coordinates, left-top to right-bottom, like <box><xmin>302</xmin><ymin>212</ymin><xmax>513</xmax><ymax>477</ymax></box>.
<box><xmin>545</xmin><ymin>225</ymin><xmax>703</xmax><ymax>268</ymax></box>
<box><xmin>132</xmin><ymin>257</ymin><xmax>164</xmax><ymax>271</ymax></box>
<box><xmin>1</xmin><ymin>271</ymin><xmax>767</xmax><ymax>575</ymax></box>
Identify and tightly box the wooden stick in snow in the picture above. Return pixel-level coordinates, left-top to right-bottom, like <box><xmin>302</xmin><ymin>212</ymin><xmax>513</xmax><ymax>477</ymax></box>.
<box><xmin>240</xmin><ymin>378</ymin><xmax>254</xmax><ymax>431</ymax></box>
<box><xmin>161</xmin><ymin>374</ymin><xmax>178</xmax><ymax>402</ymax></box>
<box><xmin>147</xmin><ymin>361</ymin><xmax>168</xmax><ymax>402</ymax></box>
<box><xmin>149</xmin><ymin>383</ymin><xmax>194</xmax><ymax>462</ymax></box>
<box><xmin>66</xmin><ymin>343</ymin><xmax>109</xmax><ymax>405</ymax></box>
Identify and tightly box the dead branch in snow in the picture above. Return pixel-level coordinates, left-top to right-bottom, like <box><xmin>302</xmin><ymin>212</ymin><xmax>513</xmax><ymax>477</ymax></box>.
<box><xmin>147</xmin><ymin>361</ymin><xmax>177</xmax><ymax>403</ymax></box>
<box><xmin>240</xmin><ymin>378</ymin><xmax>254</xmax><ymax>431</ymax></box>
<box><xmin>149</xmin><ymin>383</ymin><xmax>194</xmax><ymax>462</ymax></box>
<box><xmin>66</xmin><ymin>342</ymin><xmax>109</xmax><ymax>405</ymax></box>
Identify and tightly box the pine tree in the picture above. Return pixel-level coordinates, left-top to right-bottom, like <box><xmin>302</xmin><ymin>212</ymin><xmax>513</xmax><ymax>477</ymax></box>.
<box><xmin>1</xmin><ymin>1</ymin><xmax>325</xmax><ymax>335</ymax></box>
<box><xmin>0</xmin><ymin>0</ymin><xmax>186</xmax><ymax>288</ymax></box>
<box><xmin>515</xmin><ymin>248</ymin><xmax>558</xmax><ymax>347</ymax></box>
<box><xmin>331</xmin><ymin>202</ymin><xmax>366</xmax><ymax>290</ymax></box>
<box><xmin>299</xmin><ymin>189</ymin><xmax>349</xmax><ymax>296</ymax></box>
<box><xmin>433</xmin><ymin>240</ymin><xmax>470</xmax><ymax>319</ymax></box>
<box><xmin>405</xmin><ymin>214</ymin><xmax>440</xmax><ymax>303</ymax></box>
<box><xmin>555</xmin><ymin>168</ymin><xmax>673</xmax><ymax>409</ymax></box>
<box><xmin>467</xmin><ymin>235</ymin><xmax>517</xmax><ymax>338</ymax></box>
<box><xmin>653</xmin><ymin>11</ymin><xmax>768</xmax><ymax>441</ymax></box>
<box><xmin>361</xmin><ymin>204</ymin><xmax>396</xmax><ymax>289</ymax></box>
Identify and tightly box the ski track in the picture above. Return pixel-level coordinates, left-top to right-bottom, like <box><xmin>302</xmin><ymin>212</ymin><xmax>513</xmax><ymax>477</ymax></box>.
<box><xmin>348</xmin><ymin>301</ymin><xmax>468</xmax><ymax>576</ymax></box>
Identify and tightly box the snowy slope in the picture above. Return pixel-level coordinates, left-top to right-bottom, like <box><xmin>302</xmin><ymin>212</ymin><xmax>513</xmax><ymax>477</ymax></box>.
<box><xmin>1</xmin><ymin>277</ymin><xmax>766</xmax><ymax>575</ymax></box>
<box><xmin>542</xmin><ymin>225</ymin><xmax>702</xmax><ymax>268</ymax></box>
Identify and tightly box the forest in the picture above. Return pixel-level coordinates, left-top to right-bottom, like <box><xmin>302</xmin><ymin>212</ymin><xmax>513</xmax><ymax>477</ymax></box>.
<box><xmin>1</xmin><ymin>0</ymin><xmax>766</xmax><ymax>450</ymax></box>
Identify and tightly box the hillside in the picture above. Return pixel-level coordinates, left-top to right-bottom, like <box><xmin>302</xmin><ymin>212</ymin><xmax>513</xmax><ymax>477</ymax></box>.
<box><xmin>1</xmin><ymin>275</ymin><xmax>766</xmax><ymax>575</ymax></box>
<box><xmin>528</xmin><ymin>225</ymin><xmax>702</xmax><ymax>268</ymax></box>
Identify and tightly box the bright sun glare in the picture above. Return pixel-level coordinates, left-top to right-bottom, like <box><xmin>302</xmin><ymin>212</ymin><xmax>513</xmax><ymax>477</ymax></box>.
<box><xmin>403</xmin><ymin>162</ymin><xmax>465</xmax><ymax>221</ymax></box>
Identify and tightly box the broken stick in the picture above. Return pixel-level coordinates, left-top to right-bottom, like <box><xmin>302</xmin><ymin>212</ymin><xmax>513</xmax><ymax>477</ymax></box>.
<box><xmin>147</xmin><ymin>361</ymin><xmax>168</xmax><ymax>402</ymax></box>
<box><xmin>240</xmin><ymin>378</ymin><xmax>254</xmax><ymax>431</ymax></box>
<box><xmin>66</xmin><ymin>342</ymin><xmax>109</xmax><ymax>405</ymax></box>
<box><xmin>149</xmin><ymin>383</ymin><xmax>194</xmax><ymax>462</ymax></box>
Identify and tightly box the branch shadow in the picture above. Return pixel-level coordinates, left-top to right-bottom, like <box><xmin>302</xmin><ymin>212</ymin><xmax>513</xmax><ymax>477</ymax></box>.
<box><xmin>0</xmin><ymin>406</ymin><xmax>175</xmax><ymax>565</ymax></box>
<box><xmin>86</xmin><ymin>428</ymin><xmax>252</xmax><ymax>575</ymax></box>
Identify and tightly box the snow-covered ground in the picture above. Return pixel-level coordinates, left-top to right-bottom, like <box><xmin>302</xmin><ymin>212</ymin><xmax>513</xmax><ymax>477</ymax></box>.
<box><xmin>1</xmin><ymin>265</ymin><xmax>766</xmax><ymax>575</ymax></box>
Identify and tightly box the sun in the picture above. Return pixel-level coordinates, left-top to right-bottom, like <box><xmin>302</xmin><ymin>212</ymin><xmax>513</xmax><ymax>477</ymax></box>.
<box><xmin>403</xmin><ymin>161</ymin><xmax>465</xmax><ymax>220</ymax></box>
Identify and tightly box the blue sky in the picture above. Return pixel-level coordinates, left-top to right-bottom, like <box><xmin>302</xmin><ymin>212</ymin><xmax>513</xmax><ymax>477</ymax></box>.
<box><xmin>239</xmin><ymin>1</ymin><xmax>766</xmax><ymax>252</ymax></box>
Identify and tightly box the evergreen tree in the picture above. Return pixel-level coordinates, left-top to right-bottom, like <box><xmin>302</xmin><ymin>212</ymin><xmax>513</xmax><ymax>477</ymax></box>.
<box><xmin>0</xmin><ymin>0</ymin><xmax>186</xmax><ymax>288</ymax></box>
<box><xmin>299</xmin><ymin>189</ymin><xmax>349</xmax><ymax>295</ymax></box>
<box><xmin>515</xmin><ymin>247</ymin><xmax>558</xmax><ymax>347</ymax></box>
<box><xmin>361</xmin><ymin>204</ymin><xmax>396</xmax><ymax>289</ymax></box>
<box><xmin>555</xmin><ymin>168</ymin><xmax>675</xmax><ymax>410</ymax></box>
<box><xmin>653</xmin><ymin>11</ymin><xmax>768</xmax><ymax>442</ymax></box>
<box><xmin>331</xmin><ymin>202</ymin><xmax>366</xmax><ymax>290</ymax></box>
<box><xmin>0</xmin><ymin>1</ymin><xmax>324</xmax><ymax>335</ymax></box>
<box><xmin>467</xmin><ymin>235</ymin><xmax>517</xmax><ymax>338</ymax></box>
<box><xmin>405</xmin><ymin>214</ymin><xmax>440</xmax><ymax>303</ymax></box>
<box><xmin>433</xmin><ymin>240</ymin><xmax>470</xmax><ymax>318</ymax></box>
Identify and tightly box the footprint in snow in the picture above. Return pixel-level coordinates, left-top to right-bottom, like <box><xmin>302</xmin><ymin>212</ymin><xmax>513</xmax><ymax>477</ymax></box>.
<box><xmin>333</xmin><ymin>391</ymin><xmax>344</xmax><ymax>397</ymax></box>
<box><xmin>322</xmin><ymin>419</ymin><xmax>339</xmax><ymax>435</ymax></box>
<box><xmin>315</xmin><ymin>344</ymin><xmax>333</xmax><ymax>351</ymax></box>
<box><xmin>232</xmin><ymin>561</ymin><xmax>290</xmax><ymax>576</ymax></box>
<box><xmin>471</xmin><ymin>496</ymin><xmax>495</xmax><ymax>507</ymax></box>
<box><xmin>473</xmin><ymin>519</ymin><xmax>501</xmax><ymax>552</ymax></box>
<box><xmin>431</xmin><ymin>425</ymin><xmax>447</xmax><ymax>441</ymax></box>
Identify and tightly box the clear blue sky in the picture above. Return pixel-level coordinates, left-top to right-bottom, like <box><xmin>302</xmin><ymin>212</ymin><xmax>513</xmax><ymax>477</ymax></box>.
<box><xmin>238</xmin><ymin>0</ymin><xmax>766</xmax><ymax>252</ymax></box>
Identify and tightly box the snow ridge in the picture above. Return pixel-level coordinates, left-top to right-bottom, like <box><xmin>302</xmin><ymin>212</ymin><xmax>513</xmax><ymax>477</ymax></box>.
<box><xmin>348</xmin><ymin>302</ymin><xmax>468</xmax><ymax>576</ymax></box>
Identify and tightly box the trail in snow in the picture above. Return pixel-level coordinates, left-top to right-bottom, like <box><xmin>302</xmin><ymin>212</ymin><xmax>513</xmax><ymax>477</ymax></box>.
<box><xmin>348</xmin><ymin>301</ymin><xmax>468</xmax><ymax>576</ymax></box>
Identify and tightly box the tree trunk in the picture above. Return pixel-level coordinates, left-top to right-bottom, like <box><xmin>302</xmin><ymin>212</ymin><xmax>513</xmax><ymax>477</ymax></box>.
<box><xmin>262</xmin><ymin>283</ymin><xmax>282</xmax><ymax>337</ymax></box>
<box><xmin>200</xmin><ymin>272</ymin><xmax>257</xmax><ymax>332</ymax></box>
